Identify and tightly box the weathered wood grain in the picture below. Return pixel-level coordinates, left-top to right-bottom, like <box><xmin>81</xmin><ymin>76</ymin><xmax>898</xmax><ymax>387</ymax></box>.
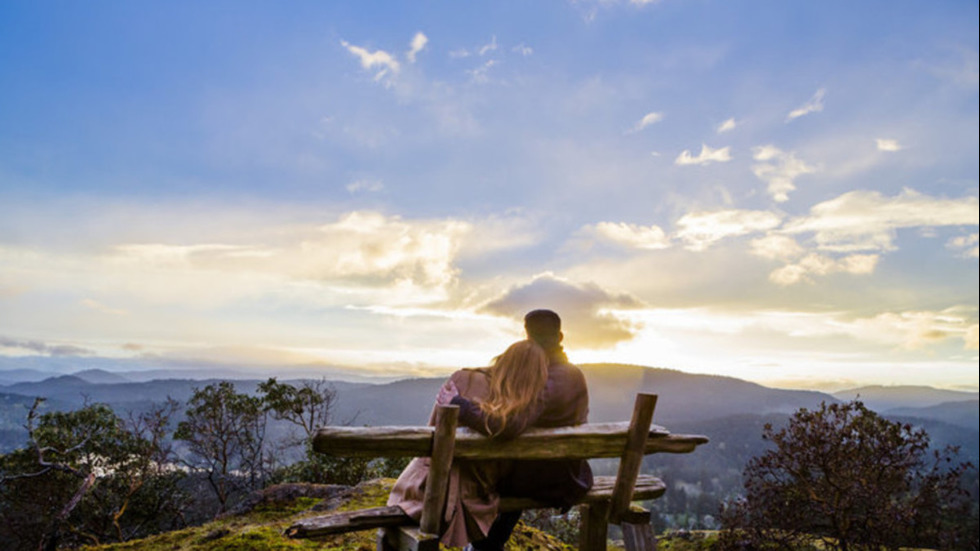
<box><xmin>418</xmin><ymin>405</ymin><xmax>457</xmax><ymax>535</ymax></box>
<box><xmin>313</xmin><ymin>422</ymin><xmax>707</xmax><ymax>459</ymax></box>
<box><xmin>579</xmin><ymin>501</ymin><xmax>610</xmax><ymax>551</ymax></box>
<box><xmin>610</xmin><ymin>394</ymin><xmax>658</xmax><ymax>522</ymax></box>
<box><xmin>285</xmin><ymin>506</ymin><xmax>410</xmax><ymax>538</ymax></box>
<box><xmin>377</xmin><ymin>526</ymin><xmax>438</xmax><ymax>551</ymax></box>
<box><xmin>498</xmin><ymin>474</ymin><xmax>665</xmax><ymax>511</ymax></box>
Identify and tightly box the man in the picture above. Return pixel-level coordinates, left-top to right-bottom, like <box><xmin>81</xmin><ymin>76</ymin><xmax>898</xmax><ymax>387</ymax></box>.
<box><xmin>467</xmin><ymin>309</ymin><xmax>593</xmax><ymax>551</ymax></box>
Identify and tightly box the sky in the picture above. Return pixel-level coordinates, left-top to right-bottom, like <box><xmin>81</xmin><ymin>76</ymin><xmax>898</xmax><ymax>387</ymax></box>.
<box><xmin>0</xmin><ymin>1</ymin><xmax>977</xmax><ymax>391</ymax></box>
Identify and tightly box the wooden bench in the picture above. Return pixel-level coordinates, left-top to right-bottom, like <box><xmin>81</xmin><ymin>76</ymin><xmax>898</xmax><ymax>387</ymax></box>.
<box><xmin>287</xmin><ymin>393</ymin><xmax>708</xmax><ymax>550</ymax></box>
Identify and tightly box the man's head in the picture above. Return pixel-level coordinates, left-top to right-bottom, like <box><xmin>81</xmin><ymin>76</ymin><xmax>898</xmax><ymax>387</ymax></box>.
<box><xmin>524</xmin><ymin>309</ymin><xmax>562</xmax><ymax>347</ymax></box>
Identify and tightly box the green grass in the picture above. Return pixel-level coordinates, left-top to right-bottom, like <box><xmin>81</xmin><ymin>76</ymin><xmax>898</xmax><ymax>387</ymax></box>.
<box><xmin>81</xmin><ymin>478</ymin><xmax>574</xmax><ymax>551</ymax></box>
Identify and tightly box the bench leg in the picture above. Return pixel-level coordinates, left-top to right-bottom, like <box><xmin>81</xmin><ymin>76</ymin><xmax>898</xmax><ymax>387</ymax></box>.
<box><xmin>578</xmin><ymin>501</ymin><xmax>610</xmax><ymax>551</ymax></box>
<box><xmin>620</xmin><ymin>508</ymin><xmax>655</xmax><ymax>551</ymax></box>
<box><xmin>377</xmin><ymin>526</ymin><xmax>439</xmax><ymax>551</ymax></box>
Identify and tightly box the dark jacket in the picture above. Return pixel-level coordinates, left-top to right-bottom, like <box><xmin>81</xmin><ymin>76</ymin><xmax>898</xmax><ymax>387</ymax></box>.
<box><xmin>452</xmin><ymin>359</ymin><xmax>593</xmax><ymax>509</ymax></box>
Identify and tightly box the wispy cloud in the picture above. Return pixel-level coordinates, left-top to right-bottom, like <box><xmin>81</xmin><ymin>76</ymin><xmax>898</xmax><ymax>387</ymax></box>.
<box><xmin>340</xmin><ymin>40</ymin><xmax>400</xmax><ymax>80</ymax></box>
<box><xmin>783</xmin><ymin>189</ymin><xmax>980</xmax><ymax>253</ymax></box>
<box><xmin>717</xmin><ymin>118</ymin><xmax>736</xmax><ymax>133</ymax></box>
<box><xmin>586</xmin><ymin>221</ymin><xmax>671</xmax><ymax>250</ymax></box>
<box><xmin>467</xmin><ymin>59</ymin><xmax>497</xmax><ymax>83</ymax></box>
<box><xmin>875</xmin><ymin>138</ymin><xmax>902</xmax><ymax>152</ymax></box>
<box><xmin>768</xmin><ymin>253</ymin><xmax>879</xmax><ymax>285</ymax></box>
<box><xmin>848</xmin><ymin>307</ymin><xmax>978</xmax><ymax>350</ymax></box>
<box><xmin>478</xmin><ymin>35</ymin><xmax>498</xmax><ymax>56</ymax></box>
<box><xmin>0</xmin><ymin>336</ymin><xmax>94</xmax><ymax>357</ymax></box>
<box><xmin>481</xmin><ymin>273</ymin><xmax>643</xmax><ymax>348</ymax></box>
<box><xmin>947</xmin><ymin>233</ymin><xmax>979</xmax><ymax>258</ymax></box>
<box><xmin>786</xmin><ymin>88</ymin><xmax>826</xmax><ymax>121</ymax></box>
<box><xmin>346</xmin><ymin>179</ymin><xmax>385</xmax><ymax>194</ymax></box>
<box><xmin>632</xmin><ymin>111</ymin><xmax>664</xmax><ymax>132</ymax></box>
<box><xmin>512</xmin><ymin>43</ymin><xmax>533</xmax><ymax>56</ymax></box>
<box><xmin>675</xmin><ymin>144</ymin><xmax>732</xmax><ymax>166</ymax></box>
<box><xmin>751</xmin><ymin>145</ymin><xmax>815</xmax><ymax>203</ymax></box>
<box><xmin>406</xmin><ymin>32</ymin><xmax>428</xmax><ymax>63</ymax></box>
<box><xmin>81</xmin><ymin>298</ymin><xmax>128</xmax><ymax>316</ymax></box>
<box><xmin>676</xmin><ymin>209</ymin><xmax>782</xmax><ymax>251</ymax></box>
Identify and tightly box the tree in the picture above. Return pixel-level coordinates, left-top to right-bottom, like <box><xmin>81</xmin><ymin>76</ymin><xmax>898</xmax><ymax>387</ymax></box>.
<box><xmin>174</xmin><ymin>382</ymin><xmax>267</xmax><ymax>513</ymax></box>
<box><xmin>259</xmin><ymin>377</ymin><xmax>381</xmax><ymax>485</ymax></box>
<box><xmin>0</xmin><ymin>398</ymin><xmax>188</xmax><ymax>550</ymax></box>
<box><xmin>720</xmin><ymin>400</ymin><xmax>977</xmax><ymax>551</ymax></box>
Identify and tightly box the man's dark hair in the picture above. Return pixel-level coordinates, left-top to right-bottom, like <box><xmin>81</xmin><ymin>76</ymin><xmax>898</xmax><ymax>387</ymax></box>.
<box><xmin>524</xmin><ymin>309</ymin><xmax>561</xmax><ymax>339</ymax></box>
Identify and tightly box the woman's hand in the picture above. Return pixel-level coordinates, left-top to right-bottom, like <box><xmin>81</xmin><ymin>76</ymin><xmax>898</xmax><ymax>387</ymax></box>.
<box><xmin>436</xmin><ymin>380</ymin><xmax>460</xmax><ymax>405</ymax></box>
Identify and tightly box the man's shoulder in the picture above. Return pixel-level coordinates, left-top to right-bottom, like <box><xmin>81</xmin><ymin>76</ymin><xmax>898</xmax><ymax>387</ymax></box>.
<box><xmin>548</xmin><ymin>361</ymin><xmax>586</xmax><ymax>381</ymax></box>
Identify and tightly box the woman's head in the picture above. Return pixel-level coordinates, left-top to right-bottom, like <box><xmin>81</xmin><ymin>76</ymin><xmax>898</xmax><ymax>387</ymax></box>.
<box><xmin>480</xmin><ymin>340</ymin><xmax>549</xmax><ymax>435</ymax></box>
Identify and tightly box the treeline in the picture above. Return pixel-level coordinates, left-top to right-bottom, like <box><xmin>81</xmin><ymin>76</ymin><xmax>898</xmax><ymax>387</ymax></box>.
<box><xmin>0</xmin><ymin>378</ymin><xmax>406</xmax><ymax>550</ymax></box>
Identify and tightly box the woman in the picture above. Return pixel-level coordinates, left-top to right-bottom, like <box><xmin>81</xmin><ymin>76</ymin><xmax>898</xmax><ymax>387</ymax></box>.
<box><xmin>386</xmin><ymin>340</ymin><xmax>550</xmax><ymax>546</ymax></box>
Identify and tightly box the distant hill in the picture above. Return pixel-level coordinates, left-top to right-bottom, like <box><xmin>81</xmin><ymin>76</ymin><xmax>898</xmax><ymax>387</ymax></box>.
<box><xmin>580</xmin><ymin>364</ymin><xmax>835</xmax><ymax>424</ymax></box>
<box><xmin>72</xmin><ymin>369</ymin><xmax>132</xmax><ymax>384</ymax></box>
<box><xmin>325</xmin><ymin>363</ymin><xmax>839</xmax><ymax>428</ymax></box>
<box><xmin>0</xmin><ymin>368</ymin><xmax>53</xmax><ymax>385</ymax></box>
<box><xmin>834</xmin><ymin>385</ymin><xmax>979</xmax><ymax>411</ymax></box>
<box><xmin>886</xmin><ymin>400</ymin><xmax>979</xmax><ymax>432</ymax></box>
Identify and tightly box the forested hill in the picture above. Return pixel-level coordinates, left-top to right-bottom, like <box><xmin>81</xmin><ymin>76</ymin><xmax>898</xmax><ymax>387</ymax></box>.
<box><xmin>1</xmin><ymin>363</ymin><xmax>976</xmax><ymax>461</ymax></box>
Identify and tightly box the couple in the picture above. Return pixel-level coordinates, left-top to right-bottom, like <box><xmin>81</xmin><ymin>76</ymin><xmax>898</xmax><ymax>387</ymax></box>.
<box><xmin>387</xmin><ymin>309</ymin><xmax>593</xmax><ymax>550</ymax></box>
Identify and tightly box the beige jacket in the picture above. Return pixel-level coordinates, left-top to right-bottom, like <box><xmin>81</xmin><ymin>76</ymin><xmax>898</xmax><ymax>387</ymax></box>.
<box><xmin>386</xmin><ymin>368</ymin><xmax>502</xmax><ymax>546</ymax></box>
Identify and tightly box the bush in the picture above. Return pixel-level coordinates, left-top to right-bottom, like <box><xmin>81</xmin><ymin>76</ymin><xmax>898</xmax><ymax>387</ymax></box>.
<box><xmin>720</xmin><ymin>400</ymin><xmax>977</xmax><ymax>551</ymax></box>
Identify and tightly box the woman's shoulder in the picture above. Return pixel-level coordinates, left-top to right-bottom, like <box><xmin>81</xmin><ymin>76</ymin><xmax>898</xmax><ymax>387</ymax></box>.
<box><xmin>450</xmin><ymin>367</ymin><xmax>491</xmax><ymax>381</ymax></box>
<box><xmin>450</xmin><ymin>368</ymin><xmax>492</xmax><ymax>400</ymax></box>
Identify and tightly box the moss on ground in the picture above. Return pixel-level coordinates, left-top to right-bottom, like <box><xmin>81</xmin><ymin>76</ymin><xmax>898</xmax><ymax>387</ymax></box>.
<box><xmin>81</xmin><ymin>478</ymin><xmax>573</xmax><ymax>551</ymax></box>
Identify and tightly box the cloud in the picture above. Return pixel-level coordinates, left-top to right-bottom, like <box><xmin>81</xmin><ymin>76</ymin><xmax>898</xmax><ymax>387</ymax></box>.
<box><xmin>340</xmin><ymin>40</ymin><xmax>400</xmax><ymax>80</ymax></box>
<box><xmin>97</xmin><ymin>211</ymin><xmax>476</xmax><ymax>307</ymax></box>
<box><xmin>848</xmin><ymin>308</ymin><xmax>978</xmax><ymax>350</ymax></box>
<box><xmin>751</xmin><ymin>145</ymin><xmax>815</xmax><ymax>202</ymax></box>
<box><xmin>346</xmin><ymin>179</ymin><xmax>385</xmax><ymax>194</ymax></box>
<box><xmin>876</xmin><ymin>138</ymin><xmax>902</xmax><ymax>152</ymax></box>
<box><xmin>0</xmin><ymin>336</ymin><xmax>94</xmax><ymax>357</ymax></box>
<box><xmin>966</xmin><ymin>324</ymin><xmax>979</xmax><ymax>350</ymax></box>
<box><xmin>512</xmin><ymin>43</ymin><xmax>533</xmax><ymax>56</ymax></box>
<box><xmin>675</xmin><ymin>144</ymin><xmax>732</xmax><ymax>166</ymax></box>
<box><xmin>676</xmin><ymin>209</ymin><xmax>782</xmax><ymax>251</ymax></box>
<box><xmin>786</xmin><ymin>88</ymin><xmax>826</xmax><ymax>121</ymax></box>
<box><xmin>752</xmin><ymin>232</ymin><xmax>881</xmax><ymax>285</ymax></box>
<box><xmin>586</xmin><ymin>222</ymin><xmax>671</xmax><ymax>250</ymax></box>
<box><xmin>467</xmin><ymin>59</ymin><xmax>497</xmax><ymax>83</ymax></box>
<box><xmin>947</xmin><ymin>233</ymin><xmax>979</xmax><ymax>258</ymax></box>
<box><xmin>407</xmin><ymin>32</ymin><xmax>428</xmax><ymax>63</ymax></box>
<box><xmin>481</xmin><ymin>274</ymin><xmax>644</xmax><ymax>348</ymax></box>
<box><xmin>783</xmin><ymin>189</ymin><xmax>980</xmax><ymax>252</ymax></box>
<box><xmin>717</xmin><ymin>118</ymin><xmax>736</xmax><ymax>133</ymax></box>
<box><xmin>750</xmin><ymin>234</ymin><xmax>805</xmax><ymax>261</ymax></box>
<box><xmin>478</xmin><ymin>35</ymin><xmax>498</xmax><ymax>56</ymax></box>
<box><xmin>633</xmin><ymin>111</ymin><xmax>664</xmax><ymax>132</ymax></box>
<box><xmin>81</xmin><ymin>298</ymin><xmax>127</xmax><ymax>316</ymax></box>
<box><xmin>768</xmin><ymin>253</ymin><xmax>879</xmax><ymax>286</ymax></box>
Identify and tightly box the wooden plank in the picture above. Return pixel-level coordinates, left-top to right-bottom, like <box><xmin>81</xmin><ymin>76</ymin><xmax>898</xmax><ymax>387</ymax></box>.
<box><xmin>610</xmin><ymin>394</ymin><xmax>658</xmax><ymax>523</ymax></box>
<box><xmin>418</xmin><ymin>405</ymin><xmax>457</xmax><ymax>535</ymax></box>
<box><xmin>578</xmin><ymin>501</ymin><xmax>610</xmax><ymax>551</ymax></box>
<box><xmin>499</xmin><ymin>474</ymin><xmax>665</xmax><ymax>511</ymax></box>
<box><xmin>377</xmin><ymin>526</ymin><xmax>439</xmax><ymax>551</ymax></box>
<box><xmin>313</xmin><ymin>422</ymin><xmax>707</xmax><ymax>459</ymax></box>
<box><xmin>286</xmin><ymin>506</ymin><xmax>411</xmax><ymax>538</ymax></box>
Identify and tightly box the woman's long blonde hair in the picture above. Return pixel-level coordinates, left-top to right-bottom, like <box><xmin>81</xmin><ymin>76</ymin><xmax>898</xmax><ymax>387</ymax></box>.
<box><xmin>479</xmin><ymin>340</ymin><xmax>549</xmax><ymax>435</ymax></box>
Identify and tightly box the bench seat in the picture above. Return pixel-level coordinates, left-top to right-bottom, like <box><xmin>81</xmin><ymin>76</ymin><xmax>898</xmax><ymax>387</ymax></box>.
<box><xmin>286</xmin><ymin>475</ymin><xmax>667</xmax><ymax>539</ymax></box>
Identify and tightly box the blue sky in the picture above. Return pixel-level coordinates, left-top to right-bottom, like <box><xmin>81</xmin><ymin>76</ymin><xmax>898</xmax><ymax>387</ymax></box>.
<box><xmin>1</xmin><ymin>1</ymin><xmax>977</xmax><ymax>390</ymax></box>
